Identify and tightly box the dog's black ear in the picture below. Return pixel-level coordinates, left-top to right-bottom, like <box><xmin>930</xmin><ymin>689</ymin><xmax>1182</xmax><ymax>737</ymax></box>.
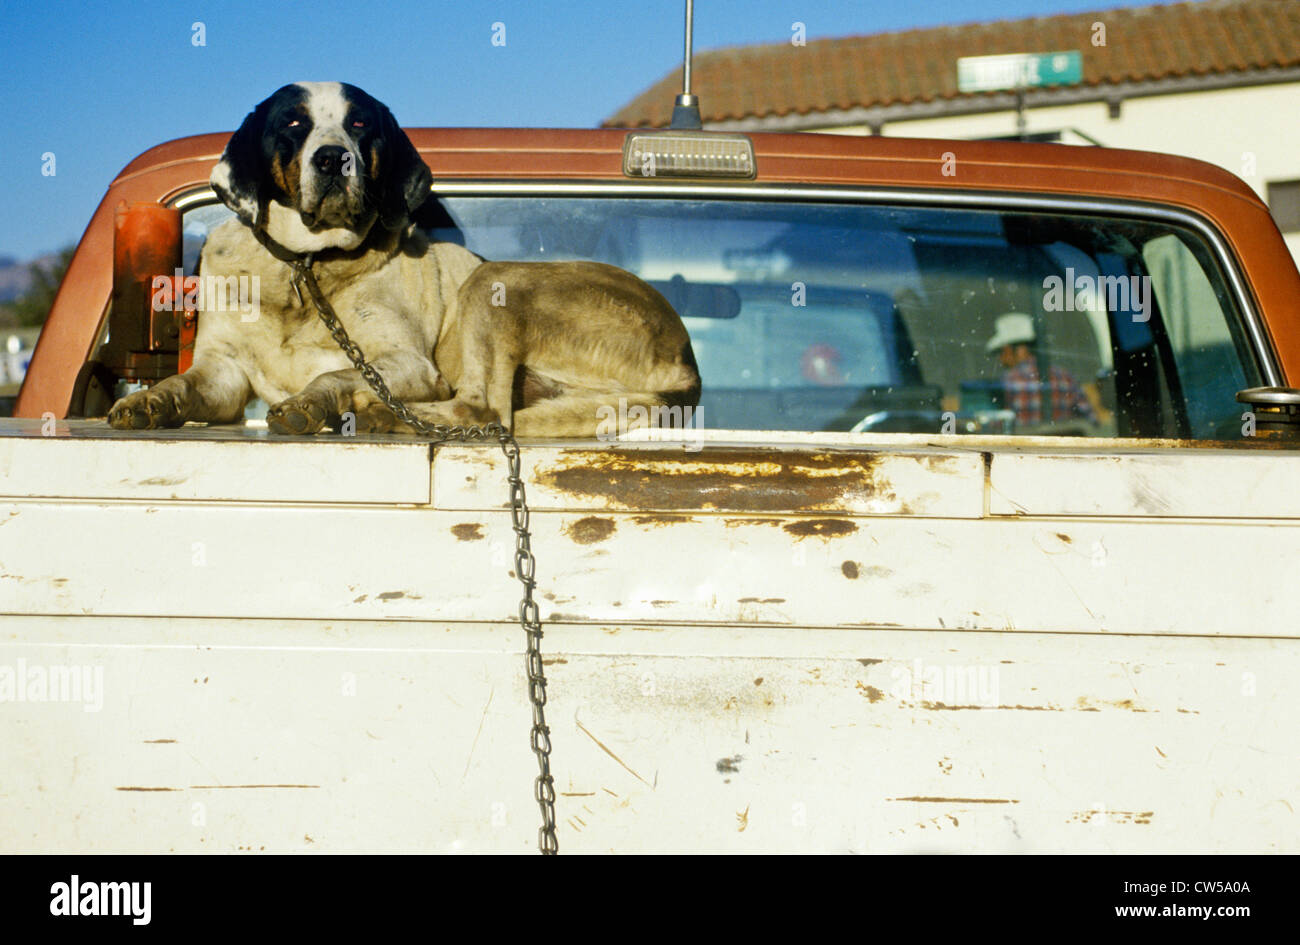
<box><xmin>210</xmin><ymin>94</ymin><xmax>274</xmax><ymax>226</ymax></box>
<box><xmin>375</xmin><ymin>103</ymin><xmax>432</xmax><ymax>231</ymax></box>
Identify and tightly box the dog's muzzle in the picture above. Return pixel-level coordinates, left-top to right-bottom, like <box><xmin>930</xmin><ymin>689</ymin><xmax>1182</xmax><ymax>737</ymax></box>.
<box><xmin>301</xmin><ymin>145</ymin><xmax>364</xmax><ymax>228</ymax></box>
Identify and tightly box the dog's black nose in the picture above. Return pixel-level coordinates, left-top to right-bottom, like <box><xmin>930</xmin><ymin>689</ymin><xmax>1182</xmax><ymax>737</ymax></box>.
<box><xmin>312</xmin><ymin>146</ymin><xmax>347</xmax><ymax>176</ymax></box>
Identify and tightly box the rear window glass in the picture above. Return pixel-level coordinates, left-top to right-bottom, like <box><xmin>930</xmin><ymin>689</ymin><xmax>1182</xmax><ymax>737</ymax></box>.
<box><xmin>424</xmin><ymin>196</ymin><xmax>1261</xmax><ymax>439</ymax></box>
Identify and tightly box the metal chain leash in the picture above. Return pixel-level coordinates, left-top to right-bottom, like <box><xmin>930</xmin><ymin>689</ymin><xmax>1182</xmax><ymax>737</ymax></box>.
<box><xmin>291</xmin><ymin>256</ymin><xmax>559</xmax><ymax>855</ymax></box>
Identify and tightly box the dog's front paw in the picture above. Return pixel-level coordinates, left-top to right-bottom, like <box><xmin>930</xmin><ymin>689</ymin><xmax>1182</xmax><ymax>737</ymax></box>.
<box><xmin>108</xmin><ymin>387</ymin><xmax>184</xmax><ymax>430</ymax></box>
<box><xmin>350</xmin><ymin>401</ymin><xmax>398</xmax><ymax>434</ymax></box>
<box><xmin>267</xmin><ymin>395</ymin><xmax>330</xmax><ymax>435</ymax></box>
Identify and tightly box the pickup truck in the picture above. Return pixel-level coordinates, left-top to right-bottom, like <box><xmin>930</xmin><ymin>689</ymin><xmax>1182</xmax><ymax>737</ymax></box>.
<box><xmin>4</xmin><ymin>126</ymin><xmax>1299</xmax><ymax>853</ymax></box>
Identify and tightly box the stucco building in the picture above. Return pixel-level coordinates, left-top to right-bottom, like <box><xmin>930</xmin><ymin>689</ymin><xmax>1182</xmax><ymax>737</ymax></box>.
<box><xmin>606</xmin><ymin>0</ymin><xmax>1300</xmax><ymax>263</ymax></box>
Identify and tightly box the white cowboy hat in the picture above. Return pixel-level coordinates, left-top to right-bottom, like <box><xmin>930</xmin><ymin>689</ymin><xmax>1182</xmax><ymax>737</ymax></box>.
<box><xmin>985</xmin><ymin>312</ymin><xmax>1037</xmax><ymax>354</ymax></box>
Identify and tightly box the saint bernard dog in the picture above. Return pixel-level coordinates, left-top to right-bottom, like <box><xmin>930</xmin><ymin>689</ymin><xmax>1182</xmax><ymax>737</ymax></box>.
<box><xmin>108</xmin><ymin>81</ymin><xmax>700</xmax><ymax>437</ymax></box>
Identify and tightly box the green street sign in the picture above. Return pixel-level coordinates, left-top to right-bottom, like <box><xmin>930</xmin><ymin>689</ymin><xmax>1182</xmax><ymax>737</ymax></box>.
<box><xmin>957</xmin><ymin>51</ymin><xmax>1083</xmax><ymax>93</ymax></box>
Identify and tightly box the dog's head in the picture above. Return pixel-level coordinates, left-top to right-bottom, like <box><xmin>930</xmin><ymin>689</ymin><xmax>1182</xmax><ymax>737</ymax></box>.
<box><xmin>210</xmin><ymin>82</ymin><xmax>432</xmax><ymax>253</ymax></box>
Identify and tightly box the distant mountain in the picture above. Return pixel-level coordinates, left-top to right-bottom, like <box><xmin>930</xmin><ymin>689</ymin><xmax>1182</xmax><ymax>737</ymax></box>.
<box><xmin>0</xmin><ymin>253</ymin><xmax>61</xmax><ymax>304</ymax></box>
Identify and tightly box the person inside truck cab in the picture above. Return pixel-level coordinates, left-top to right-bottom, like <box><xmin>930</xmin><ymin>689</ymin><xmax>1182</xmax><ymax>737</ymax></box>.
<box><xmin>986</xmin><ymin>312</ymin><xmax>1100</xmax><ymax>427</ymax></box>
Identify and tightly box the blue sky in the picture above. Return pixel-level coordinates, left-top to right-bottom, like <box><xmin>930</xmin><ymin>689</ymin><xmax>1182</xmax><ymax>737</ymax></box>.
<box><xmin>1</xmin><ymin>0</ymin><xmax>1177</xmax><ymax>260</ymax></box>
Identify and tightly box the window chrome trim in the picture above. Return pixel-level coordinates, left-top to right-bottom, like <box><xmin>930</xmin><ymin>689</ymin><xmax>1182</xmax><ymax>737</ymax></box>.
<box><xmin>166</xmin><ymin>180</ymin><xmax>1281</xmax><ymax>386</ymax></box>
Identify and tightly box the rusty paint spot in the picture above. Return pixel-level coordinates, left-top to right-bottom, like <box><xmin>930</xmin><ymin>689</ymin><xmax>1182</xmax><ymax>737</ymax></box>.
<box><xmin>855</xmin><ymin>682</ymin><xmax>885</xmax><ymax>703</ymax></box>
<box><xmin>890</xmin><ymin>796</ymin><xmax>1019</xmax><ymax>804</ymax></box>
<box><xmin>1067</xmin><ymin>809</ymin><xmax>1154</xmax><ymax>825</ymax></box>
<box><xmin>1077</xmin><ymin>696</ymin><xmax>1148</xmax><ymax>713</ymax></box>
<box><xmin>753</xmin><ymin>677</ymin><xmax>764</xmax><ymax>686</ymax></box>
<box><xmin>537</xmin><ymin>448</ymin><xmax>905</xmax><ymax>512</ymax></box>
<box><xmin>716</xmin><ymin>755</ymin><xmax>742</xmax><ymax>774</ymax></box>
<box><xmin>565</xmin><ymin>516</ymin><xmax>616</xmax><ymax>544</ymax></box>
<box><xmin>353</xmin><ymin>594</ymin><xmax>367</xmax><ymax>603</ymax></box>
<box><xmin>560</xmin><ymin>791</ymin><xmax>595</xmax><ymax>797</ymax></box>
<box><xmin>736</xmin><ymin>805</ymin><xmax>750</xmax><ymax>831</ymax></box>
<box><xmin>542</xmin><ymin>657</ymin><xmax>568</xmax><ymax>665</ymax></box>
<box><xmin>1055</xmin><ymin>532</ymin><xmax>1073</xmax><ymax>543</ymax></box>
<box><xmin>378</xmin><ymin>591</ymin><xmax>420</xmax><ymax>601</ymax></box>
<box><xmin>632</xmin><ymin>514</ymin><xmax>696</xmax><ymax>526</ymax></box>
<box><xmin>842</xmin><ymin>560</ymin><xmax>860</xmax><ymax>579</ymax></box>
<box><xmin>783</xmin><ymin>519</ymin><xmax>857</xmax><ymax>539</ymax></box>
<box><xmin>1155</xmin><ymin>746</ymin><xmax>1167</xmax><ymax>758</ymax></box>
<box><xmin>738</xmin><ymin>597</ymin><xmax>785</xmax><ymax>604</ymax></box>
<box><xmin>451</xmin><ymin>523</ymin><xmax>484</xmax><ymax>542</ymax></box>
<box><xmin>857</xmin><ymin>658</ymin><xmax>882</xmax><ymax>666</ymax></box>
<box><xmin>142</xmin><ymin>739</ymin><xmax>176</xmax><ymax>744</ymax></box>
<box><xmin>650</xmin><ymin>600</ymin><xmax>675</xmax><ymax>607</ymax></box>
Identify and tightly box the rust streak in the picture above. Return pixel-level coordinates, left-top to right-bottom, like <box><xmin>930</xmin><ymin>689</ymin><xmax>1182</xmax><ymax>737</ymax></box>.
<box><xmin>919</xmin><ymin>701</ymin><xmax>1063</xmax><ymax>711</ymax></box>
<box><xmin>115</xmin><ymin>786</ymin><xmax>180</xmax><ymax>792</ymax></box>
<box><xmin>784</xmin><ymin>519</ymin><xmax>857</xmax><ymax>539</ymax></box>
<box><xmin>190</xmin><ymin>784</ymin><xmax>320</xmax><ymax>789</ymax></box>
<box><xmin>890</xmin><ymin>796</ymin><xmax>1020</xmax><ymax>804</ymax></box>
<box><xmin>142</xmin><ymin>739</ymin><xmax>176</xmax><ymax>744</ymax></box>
<box><xmin>632</xmin><ymin>514</ymin><xmax>696</xmax><ymax>526</ymax></box>
<box><xmin>575</xmin><ymin>716</ymin><xmax>652</xmax><ymax>788</ymax></box>
<box><xmin>463</xmin><ymin>687</ymin><xmax>494</xmax><ymax>780</ymax></box>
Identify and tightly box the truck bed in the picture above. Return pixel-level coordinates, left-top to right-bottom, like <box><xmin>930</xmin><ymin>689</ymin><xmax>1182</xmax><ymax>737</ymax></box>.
<box><xmin>2</xmin><ymin>420</ymin><xmax>1296</xmax><ymax>851</ymax></box>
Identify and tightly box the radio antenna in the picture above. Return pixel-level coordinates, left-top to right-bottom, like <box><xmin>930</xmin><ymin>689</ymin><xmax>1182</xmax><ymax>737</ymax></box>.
<box><xmin>670</xmin><ymin>0</ymin><xmax>703</xmax><ymax>129</ymax></box>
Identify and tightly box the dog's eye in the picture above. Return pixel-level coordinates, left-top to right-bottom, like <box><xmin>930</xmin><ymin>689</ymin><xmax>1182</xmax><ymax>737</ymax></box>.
<box><xmin>351</xmin><ymin>119</ymin><xmax>366</xmax><ymax>129</ymax></box>
<box><xmin>287</xmin><ymin>119</ymin><xmax>302</xmax><ymax>128</ymax></box>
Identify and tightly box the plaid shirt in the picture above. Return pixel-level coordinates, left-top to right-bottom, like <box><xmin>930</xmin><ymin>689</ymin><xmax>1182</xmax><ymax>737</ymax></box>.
<box><xmin>1002</xmin><ymin>360</ymin><xmax>1097</xmax><ymax>425</ymax></box>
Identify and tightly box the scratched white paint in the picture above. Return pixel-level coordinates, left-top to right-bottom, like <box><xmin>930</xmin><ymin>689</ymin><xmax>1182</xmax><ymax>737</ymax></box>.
<box><xmin>990</xmin><ymin>450</ymin><xmax>1300</xmax><ymax>518</ymax></box>
<box><xmin>0</xmin><ymin>618</ymin><xmax>1293</xmax><ymax>852</ymax></box>
<box><xmin>0</xmin><ymin>419</ymin><xmax>1297</xmax><ymax>852</ymax></box>
<box><xmin>0</xmin><ymin>426</ymin><xmax>429</xmax><ymax>504</ymax></box>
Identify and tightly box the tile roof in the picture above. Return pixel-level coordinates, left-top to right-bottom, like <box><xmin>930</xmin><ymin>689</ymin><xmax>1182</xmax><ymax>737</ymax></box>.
<box><xmin>603</xmin><ymin>0</ymin><xmax>1300</xmax><ymax>128</ymax></box>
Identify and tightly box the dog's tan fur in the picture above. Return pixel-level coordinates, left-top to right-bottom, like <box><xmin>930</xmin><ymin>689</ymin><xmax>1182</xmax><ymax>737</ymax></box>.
<box><xmin>107</xmin><ymin>82</ymin><xmax>699</xmax><ymax>438</ymax></box>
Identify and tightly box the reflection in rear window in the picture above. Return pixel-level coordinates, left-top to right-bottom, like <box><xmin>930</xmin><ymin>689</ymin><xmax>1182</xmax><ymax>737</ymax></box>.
<box><xmin>423</xmin><ymin>196</ymin><xmax>1260</xmax><ymax>439</ymax></box>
